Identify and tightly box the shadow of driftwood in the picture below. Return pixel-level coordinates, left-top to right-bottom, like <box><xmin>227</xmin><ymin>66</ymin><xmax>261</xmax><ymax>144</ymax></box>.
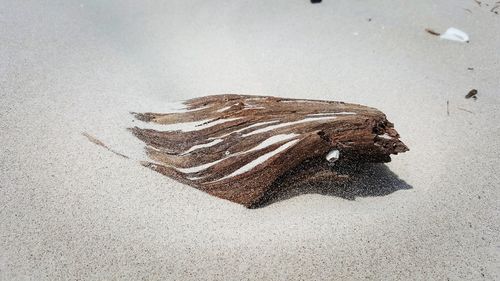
<box><xmin>255</xmin><ymin>163</ymin><xmax>412</xmax><ymax>208</ymax></box>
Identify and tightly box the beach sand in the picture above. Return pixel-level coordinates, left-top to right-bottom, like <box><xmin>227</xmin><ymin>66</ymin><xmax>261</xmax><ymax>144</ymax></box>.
<box><xmin>1</xmin><ymin>0</ymin><xmax>499</xmax><ymax>280</ymax></box>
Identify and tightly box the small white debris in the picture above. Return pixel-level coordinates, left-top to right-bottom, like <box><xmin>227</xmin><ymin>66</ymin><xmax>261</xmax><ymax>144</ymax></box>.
<box><xmin>440</xmin><ymin>27</ymin><xmax>469</xmax><ymax>43</ymax></box>
<box><xmin>326</xmin><ymin>149</ymin><xmax>340</xmax><ymax>163</ymax></box>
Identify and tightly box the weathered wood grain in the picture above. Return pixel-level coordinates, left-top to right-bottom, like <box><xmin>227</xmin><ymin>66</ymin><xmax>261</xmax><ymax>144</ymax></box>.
<box><xmin>130</xmin><ymin>94</ymin><xmax>408</xmax><ymax>207</ymax></box>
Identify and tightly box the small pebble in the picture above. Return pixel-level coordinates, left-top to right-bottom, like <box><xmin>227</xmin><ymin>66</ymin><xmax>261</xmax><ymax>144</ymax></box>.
<box><xmin>465</xmin><ymin>89</ymin><xmax>478</xmax><ymax>99</ymax></box>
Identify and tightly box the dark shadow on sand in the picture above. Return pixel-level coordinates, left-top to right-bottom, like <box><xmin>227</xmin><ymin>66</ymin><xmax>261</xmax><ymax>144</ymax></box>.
<box><xmin>255</xmin><ymin>163</ymin><xmax>412</xmax><ymax>208</ymax></box>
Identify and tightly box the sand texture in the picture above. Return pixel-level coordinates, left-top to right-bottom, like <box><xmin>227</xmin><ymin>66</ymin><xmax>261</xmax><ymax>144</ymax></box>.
<box><xmin>1</xmin><ymin>0</ymin><xmax>499</xmax><ymax>280</ymax></box>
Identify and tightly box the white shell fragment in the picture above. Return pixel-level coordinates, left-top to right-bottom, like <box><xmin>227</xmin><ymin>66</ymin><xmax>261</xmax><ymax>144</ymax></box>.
<box><xmin>326</xmin><ymin>149</ymin><xmax>340</xmax><ymax>163</ymax></box>
<box><xmin>440</xmin><ymin>27</ymin><xmax>469</xmax><ymax>43</ymax></box>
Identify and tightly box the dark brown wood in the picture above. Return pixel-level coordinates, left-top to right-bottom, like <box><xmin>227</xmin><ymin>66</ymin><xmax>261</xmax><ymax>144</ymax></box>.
<box><xmin>425</xmin><ymin>28</ymin><xmax>441</xmax><ymax>36</ymax></box>
<box><xmin>130</xmin><ymin>94</ymin><xmax>409</xmax><ymax>207</ymax></box>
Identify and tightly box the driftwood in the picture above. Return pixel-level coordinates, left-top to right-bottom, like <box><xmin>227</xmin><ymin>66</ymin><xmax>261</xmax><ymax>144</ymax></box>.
<box><xmin>130</xmin><ymin>94</ymin><xmax>408</xmax><ymax>208</ymax></box>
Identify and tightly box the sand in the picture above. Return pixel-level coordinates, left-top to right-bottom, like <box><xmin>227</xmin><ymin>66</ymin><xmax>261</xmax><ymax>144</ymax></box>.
<box><xmin>1</xmin><ymin>0</ymin><xmax>499</xmax><ymax>280</ymax></box>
